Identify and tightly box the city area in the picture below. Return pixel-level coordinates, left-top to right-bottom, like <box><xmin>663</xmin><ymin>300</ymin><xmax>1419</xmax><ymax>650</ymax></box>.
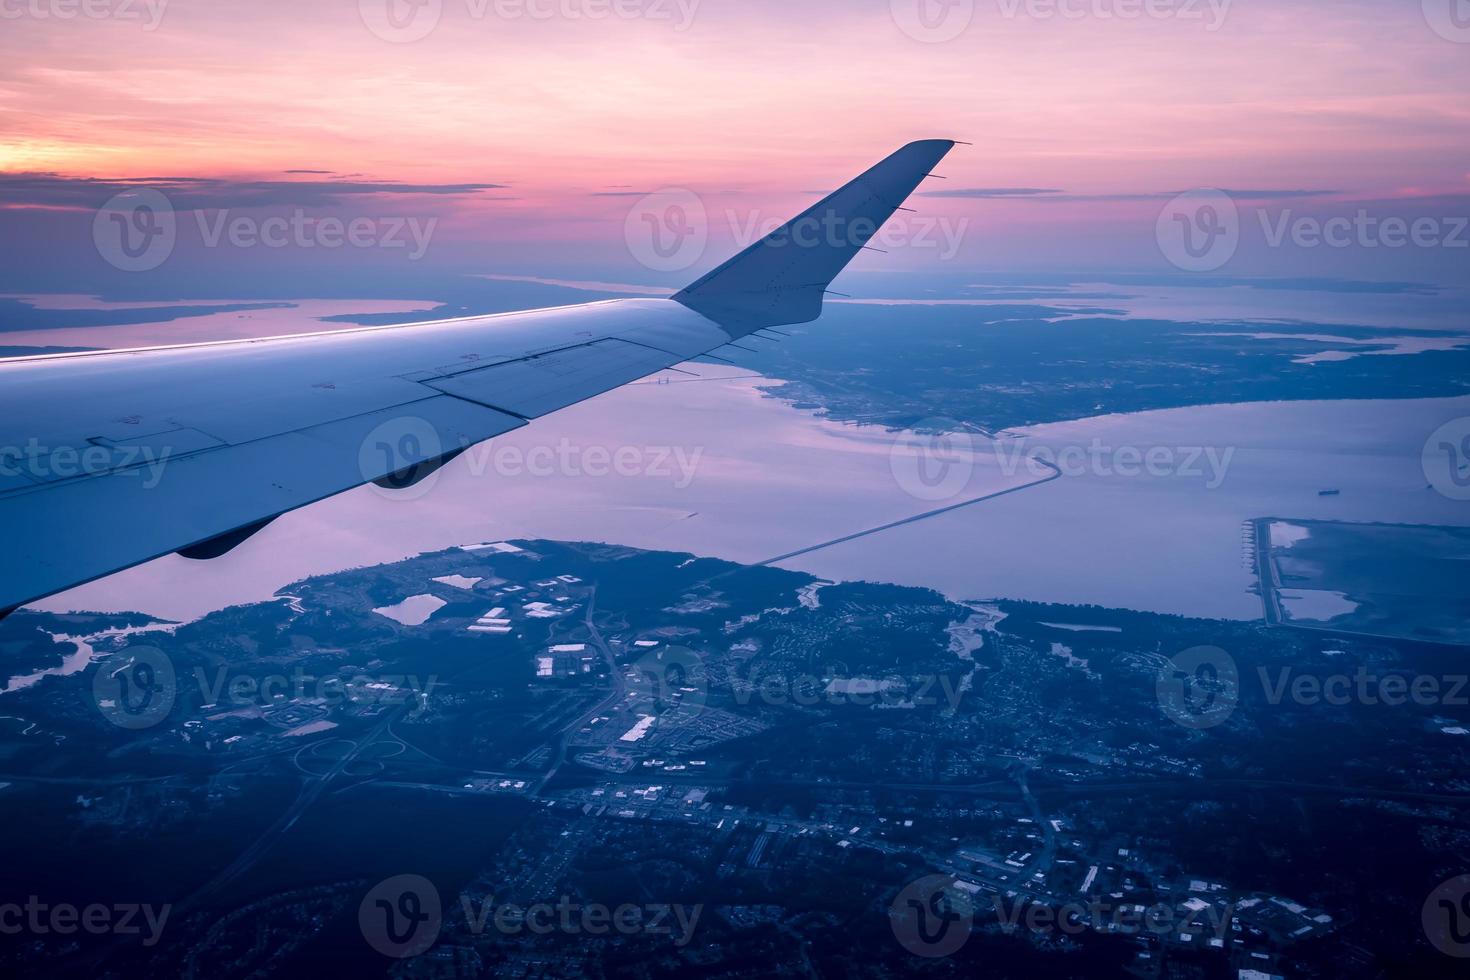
<box><xmin>1</xmin><ymin>538</ymin><xmax>1467</xmax><ymax>977</ymax></box>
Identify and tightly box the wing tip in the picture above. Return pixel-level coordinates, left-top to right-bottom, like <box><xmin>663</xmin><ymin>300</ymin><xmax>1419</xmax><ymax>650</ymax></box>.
<box><xmin>671</xmin><ymin>139</ymin><xmax>965</xmax><ymax>332</ymax></box>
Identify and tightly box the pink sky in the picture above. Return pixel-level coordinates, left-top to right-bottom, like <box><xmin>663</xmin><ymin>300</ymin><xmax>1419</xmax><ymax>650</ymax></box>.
<box><xmin>2</xmin><ymin>0</ymin><xmax>1468</xmax><ymax>282</ymax></box>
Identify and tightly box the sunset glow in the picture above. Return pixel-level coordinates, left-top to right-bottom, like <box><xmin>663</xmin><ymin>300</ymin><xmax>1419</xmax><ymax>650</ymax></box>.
<box><xmin>3</xmin><ymin>1</ymin><xmax>1469</xmax><ymax>286</ymax></box>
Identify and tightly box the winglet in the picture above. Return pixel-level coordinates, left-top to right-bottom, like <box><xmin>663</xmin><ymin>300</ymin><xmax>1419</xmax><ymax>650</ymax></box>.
<box><xmin>672</xmin><ymin>140</ymin><xmax>957</xmax><ymax>334</ymax></box>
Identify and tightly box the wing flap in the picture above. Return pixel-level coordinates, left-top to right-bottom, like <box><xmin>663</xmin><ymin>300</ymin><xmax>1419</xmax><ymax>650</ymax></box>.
<box><xmin>423</xmin><ymin>339</ymin><xmax>677</xmax><ymax>418</ymax></box>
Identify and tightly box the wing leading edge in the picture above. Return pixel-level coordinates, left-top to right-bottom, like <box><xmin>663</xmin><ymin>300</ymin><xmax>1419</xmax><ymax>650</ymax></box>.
<box><xmin>0</xmin><ymin>140</ymin><xmax>957</xmax><ymax>613</ymax></box>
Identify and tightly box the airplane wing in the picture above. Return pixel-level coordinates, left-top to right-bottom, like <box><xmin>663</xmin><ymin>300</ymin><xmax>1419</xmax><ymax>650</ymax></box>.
<box><xmin>0</xmin><ymin>140</ymin><xmax>957</xmax><ymax>615</ymax></box>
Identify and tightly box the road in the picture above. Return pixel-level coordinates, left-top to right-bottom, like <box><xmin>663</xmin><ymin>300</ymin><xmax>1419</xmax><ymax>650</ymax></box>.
<box><xmin>172</xmin><ymin>710</ymin><xmax>403</xmax><ymax>915</ymax></box>
<box><xmin>1017</xmin><ymin>768</ymin><xmax>1059</xmax><ymax>879</ymax></box>
<box><xmin>758</xmin><ymin>457</ymin><xmax>1062</xmax><ymax>566</ymax></box>
<box><xmin>570</xmin><ymin>768</ymin><xmax>1470</xmax><ymax>808</ymax></box>
<box><xmin>532</xmin><ymin>586</ymin><xmax>626</xmax><ymax>794</ymax></box>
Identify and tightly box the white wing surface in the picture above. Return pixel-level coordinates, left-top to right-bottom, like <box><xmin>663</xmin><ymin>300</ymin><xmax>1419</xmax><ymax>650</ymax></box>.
<box><xmin>0</xmin><ymin>140</ymin><xmax>956</xmax><ymax>613</ymax></box>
